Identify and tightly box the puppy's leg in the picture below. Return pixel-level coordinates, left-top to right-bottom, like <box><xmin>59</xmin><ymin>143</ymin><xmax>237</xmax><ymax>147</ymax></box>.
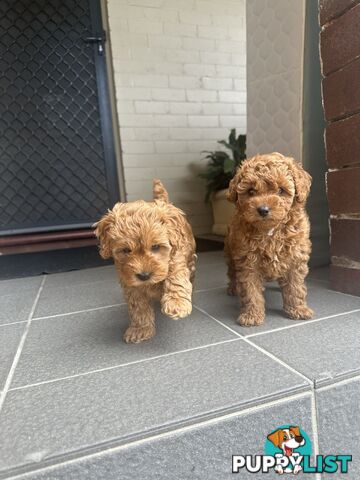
<box><xmin>123</xmin><ymin>288</ymin><xmax>156</xmax><ymax>343</ymax></box>
<box><xmin>279</xmin><ymin>266</ymin><xmax>314</xmax><ymax>320</ymax></box>
<box><xmin>161</xmin><ymin>255</ymin><xmax>192</xmax><ymax>320</ymax></box>
<box><xmin>237</xmin><ymin>269</ymin><xmax>265</xmax><ymax>326</ymax></box>
<box><xmin>225</xmin><ymin>237</ymin><xmax>236</xmax><ymax>295</ymax></box>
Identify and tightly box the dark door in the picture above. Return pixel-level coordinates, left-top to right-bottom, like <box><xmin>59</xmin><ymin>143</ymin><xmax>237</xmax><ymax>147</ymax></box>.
<box><xmin>0</xmin><ymin>0</ymin><xmax>120</xmax><ymax>235</ymax></box>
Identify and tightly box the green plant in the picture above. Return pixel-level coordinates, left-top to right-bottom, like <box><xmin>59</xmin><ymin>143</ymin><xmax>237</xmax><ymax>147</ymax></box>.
<box><xmin>199</xmin><ymin>129</ymin><xmax>246</xmax><ymax>202</ymax></box>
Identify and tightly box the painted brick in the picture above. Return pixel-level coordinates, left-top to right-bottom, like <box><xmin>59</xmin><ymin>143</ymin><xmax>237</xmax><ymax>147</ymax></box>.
<box><xmin>116</xmin><ymin>87</ymin><xmax>152</xmax><ymax>101</ymax></box>
<box><xmin>202</xmin><ymin>103</ymin><xmax>233</xmax><ymax>115</ymax></box>
<box><xmin>133</xmin><ymin>127</ymin><xmax>169</xmax><ymax>140</ymax></box>
<box><xmin>330</xmin><ymin>219</ymin><xmax>360</xmax><ymax>262</ymax></box>
<box><xmin>122</xmin><ymin>141</ymin><xmax>155</xmax><ymax>154</ymax></box>
<box><xmin>118</xmin><ymin>114</ymin><xmax>154</xmax><ymax>127</ymax></box>
<box><xmin>166</xmin><ymin>49</ymin><xmax>200</xmax><ymax>64</ymax></box>
<box><xmin>169</xmin><ymin>128</ymin><xmax>204</xmax><ymax>140</ymax></box>
<box><xmin>155</xmin><ymin>141</ymin><xmax>189</xmax><ymax>153</ymax></box>
<box><xmin>330</xmin><ymin>265</ymin><xmax>360</xmax><ymax>296</ymax></box>
<box><xmin>144</xmin><ymin>8</ymin><xmax>179</xmax><ymax>22</ymax></box>
<box><xmin>182</xmin><ymin>37</ymin><xmax>215</xmax><ymax>52</ymax></box>
<box><xmin>128</xmin><ymin>19</ymin><xmax>163</xmax><ymax>34</ymax></box>
<box><xmin>163</xmin><ymin>22</ymin><xmax>197</xmax><ymax>37</ymax></box>
<box><xmin>327</xmin><ymin>167</ymin><xmax>360</xmax><ymax>214</ymax></box>
<box><xmin>219</xmin><ymin>91</ymin><xmax>246</xmax><ymax>103</ymax></box>
<box><xmin>320</xmin><ymin>3</ymin><xmax>360</xmax><ymax>75</ymax></box>
<box><xmin>322</xmin><ymin>57</ymin><xmax>360</xmax><ymax>121</ymax></box>
<box><xmin>148</xmin><ymin>34</ymin><xmax>182</xmax><ymax>50</ymax></box>
<box><xmin>202</xmin><ymin>77</ymin><xmax>233</xmax><ymax>90</ymax></box>
<box><xmin>186</xmin><ymin>89</ymin><xmax>217</xmax><ymax>102</ymax></box>
<box><xmin>132</xmin><ymin>74</ymin><xmax>168</xmax><ymax>87</ymax></box>
<box><xmin>169</xmin><ymin>76</ymin><xmax>201</xmax><ymax>89</ymax></box>
<box><xmin>198</xmin><ymin>25</ymin><xmax>228</xmax><ymax>40</ymax></box>
<box><xmin>220</xmin><ymin>115</ymin><xmax>246</xmax><ymax>128</ymax></box>
<box><xmin>151</xmin><ymin>88</ymin><xmax>186</xmax><ymax>101</ymax></box>
<box><xmin>183</xmin><ymin>63</ymin><xmax>216</xmax><ymax>76</ymax></box>
<box><xmin>169</xmin><ymin>102</ymin><xmax>202</xmax><ymax>114</ymax></box>
<box><xmin>216</xmin><ymin>40</ymin><xmax>246</xmax><ymax>53</ymax></box>
<box><xmin>325</xmin><ymin>113</ymin><xmax>360</xmax><ymax>168</ymax></box>
<box><xmin>152</xmin><ymin>114</ymin><xmax>188</xmax><ymax>127</ymax></box>
<box><xmin>134</xmin><ymin>101</ymin><xmax>170</xmax><ymax>114</ymax></box>
<box><xmin>319</xmin><ymin>0</ymin><xmax>357</xmax><ymax>26</ymax></box>
<box><xmin>188</xmin><ymin>115</ymin><xmax>219</xmax><ymax>127</ymax></box>
<box><xmin>216</xmin><ymin>65</ymin><xmax>246</xmax><ymax>77</ymax></box>
<box><xmin>179</xmin><ymin>11</ymin><xmax>212</xmax><ymax>25</ymax></box>
<box><xmin>201</xmin><ymin>51</ymin><xmax>232</xmax><ymax>65</ymax></box>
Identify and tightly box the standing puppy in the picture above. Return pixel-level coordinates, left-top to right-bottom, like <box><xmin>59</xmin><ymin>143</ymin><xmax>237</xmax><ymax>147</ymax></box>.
<box><xmin>95</xmin><ymin>180</ymin><xmax>196</xmax><ymax>343</ymax></box>
<box><xmin>225</xmin><ymin>152</ymin><xmax>313</xmax><ymax>326</ymax></box>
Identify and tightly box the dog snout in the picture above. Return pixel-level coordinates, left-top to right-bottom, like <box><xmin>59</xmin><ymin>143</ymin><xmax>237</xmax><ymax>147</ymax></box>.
<box><xmin>136</xmin><ymin>271</ymin><xmax>152</xmax><ymax>281</ymax></box>
<box><xmin>257</xmin><ymin>205</ymin><xmax>270</xmax><ymax>217</ymax></box>
<box><xmin>295</xmin><ymin>435</ymin><xmax>303</xmax><ymax>444</ymax></box>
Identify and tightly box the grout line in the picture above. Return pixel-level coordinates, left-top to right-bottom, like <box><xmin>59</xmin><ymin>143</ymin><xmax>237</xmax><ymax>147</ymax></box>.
<box><xmin>245</xmin><ymin>308</ymin><xmax>360</xmax><ymax>338</ymax></box>
<box><xmin>6</xmin><ymin>390</ymin><xmax>312</xmax><ymax>479</ymax></box>
<box><xmin>194</xmin><ymin>306</ymin><xmax>312</xmax><ymax>385</ymax></box>
<box><xmin>0</xmin><ymin>320</ymin><xmax>27</xmax><ymax>329</ymax></box>
<box><xmin>194</xmin><ymin>285</ymin><xmax>224</xmax><ymax>294</ymax></box>
<box><xmin>0</xmin><ymin>276</ymin><xmax>46</xmax><ymax>414</ymax></box>
<box><xmin>316</xmin><ymin>371</ymin><xmax>360</xmax><ymax>392</ymax></box>
<box><xmin>310</xmin><ymin>390</ymin><xmax>320</xmax><ymax>480</ymax></box>
<box><xmin>193</xmin><ymin>305</ymin><xmax>245</xmax><ymax>337</ymax></box>
<box><xmin>32</xmin><ymin>303</ymin><xmax>126</xmax><ymax>321</ymax></box>
<box><xmin>9</xmin><ymin>337</ymin><xmax>242</xmax><ymax>392</ymax></box>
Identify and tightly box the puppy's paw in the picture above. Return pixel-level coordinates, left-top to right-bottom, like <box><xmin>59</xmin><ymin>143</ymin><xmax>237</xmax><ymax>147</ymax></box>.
<box><xmin>238</xmin><ymin>311</ymin><xmax>264</xmax><ymax>326</ymax></box>
<box><xmin>123</xmin><ymin>325</ymin><xmax>155</xmax><ymax>344</ymax></box>
<box><xmin>161</xmin><ymin>296</ymin><xmax>192</xmax><ymax>320</ymax></box>
<box><xmin>284</xmin><ymin>305</ymin><xmax>314</xmax><ymax>320</ymax></box>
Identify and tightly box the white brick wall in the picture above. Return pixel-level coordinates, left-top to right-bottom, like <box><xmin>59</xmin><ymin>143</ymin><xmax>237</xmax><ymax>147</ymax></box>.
<box><xmin>107</xmin><ymin>0</ymin><xmax>246</xmax><ymax>235</ymax></box>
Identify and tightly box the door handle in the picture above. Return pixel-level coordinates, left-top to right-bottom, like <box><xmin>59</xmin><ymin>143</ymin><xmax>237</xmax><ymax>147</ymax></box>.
<box><xmin>85</xmin><ymin>31</ymin><xmax>106</xmax><ymax>55</ymax></box>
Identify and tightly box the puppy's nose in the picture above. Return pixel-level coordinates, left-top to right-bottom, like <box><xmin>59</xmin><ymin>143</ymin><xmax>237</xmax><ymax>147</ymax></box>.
<box><xmin>257</xmin><ymin>205</ymin><xmax>270</xmax><ymax>217</ymax></box>
<box><xmin>136</xmin><ymin>271</ymin><xmax>152</xmax><ymax>281</ymax></box>
<box><xmin>295</xmin><ymin>436</ymin><xmax>303</xmax><ymax>443</ymax></box>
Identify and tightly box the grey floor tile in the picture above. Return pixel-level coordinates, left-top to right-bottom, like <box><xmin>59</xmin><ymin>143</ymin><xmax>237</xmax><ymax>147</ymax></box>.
<box><xmin>0</xmin><ymin>275</ymin><xmax>42</xmax><ymax>297</ymax></box>
<box><xmin>0</xmin><ymin>323</ymin><xmax>24</xmax><ymax>390</ymax></box>
<box><xmin>44</xmin><ymin>265</ymin><xmax>117</xmax><ymax>288</ymax></box>
<box><xmin>194</xmin><ymin>261</ymin><xmax>228</xmax><ymax>291</ymax></box>
<box><xmin>34</xmin><ymin>280</ymin><xmax>124</xmax><ymax>318</ymax></box>
<box><xmin>12</xmin><ymin>395</ymin><xmax>314</xmax><ymax>480</ymax></box>
<box><xmin>251</xmin><ymin>312</ymin><xmax>360</xmax><ymax>386</ymax></box>
<box><xmin>317</xmin><ymin>379</ymin><xmax>359</xmax><ymax>479</ymax></box>
<box><xmin>194</xmin><ymin>280</ymin><xmax>360</xmax><ymax>336</ymax></box>
<box><xmin>12</xmin><ymin>305</ymin><xmax>236</xmax><ymax>388</ymax></box>
<box><xmin>0</xmin><ymin>341</ymin><xmax>309</xmax><ymax>474</ymax></box>
<box><xmin>0</xmin><ymin>290</ymin><xmax>39</xmax><ymax>326</ymax></box>
<box><xmin>196</xmin><ymin>250</ymin><xmax>225</xmax><ymax>266</ymax></box>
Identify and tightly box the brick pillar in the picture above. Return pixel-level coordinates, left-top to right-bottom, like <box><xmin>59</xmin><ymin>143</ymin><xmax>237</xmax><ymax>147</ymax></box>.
<box><xmin>319</xmin><ymin>0</ymin><xmax>360</xmax><ymax>296</ymax></box>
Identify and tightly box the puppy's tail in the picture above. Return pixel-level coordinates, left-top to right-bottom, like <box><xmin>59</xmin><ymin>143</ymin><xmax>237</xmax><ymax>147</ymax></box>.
<box><xmin>153</xmin><ymin>179</ymin><xmax>169</xmax><ymax>203</ymax></box>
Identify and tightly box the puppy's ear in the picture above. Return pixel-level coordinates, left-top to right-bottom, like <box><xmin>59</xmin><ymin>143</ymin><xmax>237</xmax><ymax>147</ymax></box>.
<box><xmin>94</xmin><ymin>208</ymin><xmax>117</xmax><ymax>259</ymax></box>
<box><xmin>289</xmin><ymin>426</ymin><xmax>301</xmax><ymax>437</ymax></box>
<box><xmin>227</xmin><ymin>168</ymin><xmax>242</xmax><ymax>204</ymax></box>
<box><xmin>289</xmin><ymin>159</ymin><xmax>312</xmax><ymax>204</ymax></box>
<box><xmin>267</xmin><ymin>429</ymin><xmax>282</xmax><ymax>448</ymax></box>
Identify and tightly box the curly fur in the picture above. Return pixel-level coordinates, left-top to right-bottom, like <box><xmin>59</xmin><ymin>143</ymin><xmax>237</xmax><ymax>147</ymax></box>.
<box><xmin>225</xmin><ymin>152</ymin><xmax>314</xmax><ymax>326</ymax></box>
<box><xmin>95</xmin><ymin>179</ymin><xmax>196</xmax><ymax>343</ymax></box>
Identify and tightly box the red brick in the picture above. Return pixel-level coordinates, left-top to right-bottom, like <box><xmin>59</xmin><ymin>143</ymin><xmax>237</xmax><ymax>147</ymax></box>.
<box><xmin>327</xmin><ymin>167</ymin><xmax>360</xmax><ymax>214</ymax></box>
<box><xmin>321</xmin><ymin>3</ymin><xmax>360</xmax><ymax>75</ymax></box>
<box><xmin>319</xmin><ymin>0</ymin><xmax>358</xmax><ymax>26</ymax></box>
<box><xmin>331</xmin><ymin>219</ymin><xmax>360</xmax><ymax>261</ymax></box>
<box><xmin>325</xmin><ymin>113</ymin><xmax>360</xmax><ymax>168</ymax></box>
<box><xmin>322</xmin><ymin>57</ymin><xmax>360</xmax><ymax>121</ymax></box>
<box><xmin>331</xmin><ymin>265</ymin><xmax>360</xmax><ymax>296</ymax></box>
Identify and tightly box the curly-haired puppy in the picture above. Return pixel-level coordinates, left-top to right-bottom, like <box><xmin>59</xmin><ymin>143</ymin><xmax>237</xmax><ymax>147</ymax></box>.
<box><xmin>225</xmin><ymin>152</ymin><xmax>313</xmax><ymax>326</ymax></box>
<box><xmin>95</xmin><ymin>180</ymin><xmax>196</xmax><ymax>343</ymax></box>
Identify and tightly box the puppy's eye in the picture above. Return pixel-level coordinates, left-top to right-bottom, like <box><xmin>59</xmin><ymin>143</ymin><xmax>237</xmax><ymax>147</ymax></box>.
<box><xmin>122</xmin><ymin>247</ymin><xmax>131</xmax><ymax>254</ymax></box>
<box><xmin>248</xmin><ymin>188</ymin><xmax>256</xmax><ymax>196</ymax></box>
<box><xmin>151</xmin><ymin>244</ymin><xmax>160</xmax><ymax>252</ymax></box>
<box><xmin>278</xmin><ymin>187</ymin><xmax>285</xmax><ymax>195</ymax></box>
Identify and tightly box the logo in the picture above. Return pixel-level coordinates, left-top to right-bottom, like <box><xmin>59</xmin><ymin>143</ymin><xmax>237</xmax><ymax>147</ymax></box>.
<box><xmin>232</xmin><ymin>425</ymin><xmax>352</xmax><ymax>475</ymax></box>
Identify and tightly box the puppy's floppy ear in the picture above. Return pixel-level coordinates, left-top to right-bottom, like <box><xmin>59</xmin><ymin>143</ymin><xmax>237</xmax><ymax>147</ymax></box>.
<box><xmin>227</xmin><ymin>167</ymin><xmax>242</xmax><ymax>204</ymax></box>
<box><xmin>94</xmin><ymin>208</ymin><xmax>117</xmax><ymax>259</ymax></box>
<box><xmin>289</xmin><ymin>426</ymin><xmax>301</xmax><ymax>437</ymax></box>
<box><xmin>267</xmin><ymin>429</ymin><xmax>282</xmax><ymax>448</ymax></box>
<box><xmin>288</xmin><ymin>158</ymin><xmax>312</xmax><ymax>204</ymax></box>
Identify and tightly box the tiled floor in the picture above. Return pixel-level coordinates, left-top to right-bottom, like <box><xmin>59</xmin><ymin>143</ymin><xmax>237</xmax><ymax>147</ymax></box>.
<box><xmin>0</xmin><ymin>251</ymin><xmax>359</xmax><ymax>479</ymax></box>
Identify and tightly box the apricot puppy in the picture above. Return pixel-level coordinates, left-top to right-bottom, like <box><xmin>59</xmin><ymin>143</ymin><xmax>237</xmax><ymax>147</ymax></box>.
<box><xmin>95</xmin><ymin>180</ymin><xmax>196</xmax><ymax>343</ymax></box>
<box><xmin>225</xmin><ymin>152</ymin><xmax>314</xmax><ymax>326</ymax></box>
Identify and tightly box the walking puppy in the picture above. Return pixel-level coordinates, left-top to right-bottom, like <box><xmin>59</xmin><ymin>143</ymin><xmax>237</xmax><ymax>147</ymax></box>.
<box><xmin>225</xmin><ymin>152</ymin><xmax>313</xmax><ymax>326</ymax></box>
<box><xmin>95</xmin><ymin>180</ymin><xmax>196</xmax><ymax>343</ymax></box>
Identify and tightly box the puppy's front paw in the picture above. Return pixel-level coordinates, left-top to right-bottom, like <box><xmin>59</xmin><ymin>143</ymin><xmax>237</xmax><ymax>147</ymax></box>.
<box><xmin>161</xmin><ymin>296</ymin><xmax>192</xmax><ymax>320</ymax></box>
<box><xmin>284</xmin><ymin>305</ymin><xmax>314</xmax><ymax>320</ymax></box>
<box><xmin>238</xmin><ymin>311</ymin><xmax>264</xmax><ymax>326</ymax></box>
<box><xmin>123</xmin><ymin>325</ymin><xmax>155</xmax><ymax>344</ymax></box>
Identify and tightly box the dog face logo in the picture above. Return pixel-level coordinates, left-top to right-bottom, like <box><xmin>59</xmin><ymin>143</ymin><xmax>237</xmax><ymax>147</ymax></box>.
<box><xmin>266</xmin><ymin>425</ymin><xmax>309</xmax><ymax>475</ymax></box>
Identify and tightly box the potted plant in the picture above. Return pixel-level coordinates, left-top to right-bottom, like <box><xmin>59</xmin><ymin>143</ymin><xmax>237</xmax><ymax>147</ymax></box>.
<box><xmin>199</xmin><ymin>129</ymin><xmax>246</xmax><ymax>235</ymax></box>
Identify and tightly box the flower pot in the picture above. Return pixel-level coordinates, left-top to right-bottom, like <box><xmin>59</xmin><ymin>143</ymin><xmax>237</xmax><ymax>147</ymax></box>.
<box><xmin>211</xmin><ymin>188</ymin><xmax>235</xmax><ymax>236</ymax></box>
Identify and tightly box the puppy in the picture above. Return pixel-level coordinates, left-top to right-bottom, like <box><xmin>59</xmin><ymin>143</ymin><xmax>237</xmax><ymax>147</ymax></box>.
<box><xmin>95</xmin><ymin>180</ymin><xmax>196</xmax><ymax>343</ymax></box>
<box><xmin>267</xmin><ymin>426</ymin><xmax>305</xmax><ymax>475</ymax></box>
<box><xmin>225</xmin><ymin>152</ymin><xmax>313</xmax><ymax>326</ymax></box>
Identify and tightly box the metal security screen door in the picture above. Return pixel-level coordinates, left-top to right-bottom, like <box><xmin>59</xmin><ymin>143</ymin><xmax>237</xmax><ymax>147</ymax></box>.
<box><xmin>0</xmin><ymin>0</ymin><xmax>120</xmax><ymax>235</ymax></box>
